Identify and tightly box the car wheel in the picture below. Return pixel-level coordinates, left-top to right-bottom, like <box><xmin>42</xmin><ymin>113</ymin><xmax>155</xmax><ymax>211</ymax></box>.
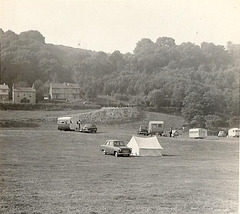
<box><xmin>103</xmin><ymin>150</ymin><xmax>107</xmax><ymax>155</ymax></box>
<box><xmin>114</xmin><ymin>151</ymin><xmax>118</xmax><ymax>157</ymax></box>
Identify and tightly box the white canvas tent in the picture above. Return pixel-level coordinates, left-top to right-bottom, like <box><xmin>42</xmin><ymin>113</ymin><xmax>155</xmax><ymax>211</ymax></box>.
<box><xmin>127</xmin><ymin>135</ymin><xmax>163</xmax><ymax>156</ymax></box>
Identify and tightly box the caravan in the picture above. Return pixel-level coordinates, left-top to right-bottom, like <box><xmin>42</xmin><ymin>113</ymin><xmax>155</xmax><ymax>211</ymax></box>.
<box><xmin>57</xmin><ymin>116</ymin><xmax>81</xmax><ymax>131</ymax></box>
<box><xmin>189</xmin><ymin>128</ymin><xmax>207</xmax><ymax>139</ymax></box>
<box><xmin>228</xmin><ymin>128</ymin><xmax>240</xmax><ymax>137</ymax></box>
<box><xmin>148</xmin><ymin>121</ymin><xmax>164</xmax><ymax>135</ymax></box>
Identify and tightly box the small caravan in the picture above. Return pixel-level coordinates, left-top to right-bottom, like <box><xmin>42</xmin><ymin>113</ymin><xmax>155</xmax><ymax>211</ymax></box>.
<box><xmin>228</xmin><ymin>128</ymin><xmax>240</xmax><ymax>137</ymax></box>
<box><xmin>148</xmin><ymin>121</ymin><xmax>164</xmax><ymax>135</ymax></box>
<box><xmin>189</xmin><ymin>128</ymin><xmax>207</xmax><ymax>139</ymax></box>
<box><xmin>57</xmin><ymin>116</ymin><xmax>81</xmax><ymax>131</ymax></box>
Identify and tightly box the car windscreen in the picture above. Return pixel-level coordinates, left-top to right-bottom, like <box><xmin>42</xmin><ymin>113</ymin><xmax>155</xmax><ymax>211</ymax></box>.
<box><xmin>140</xmin><ymin>126</ymin><xmax>148</xmax><ymax>130</ymax></box>
<box><xmin>113</xmin><ymin>141</ymin><xmax>125</xmax><ymax>147</ymax></box>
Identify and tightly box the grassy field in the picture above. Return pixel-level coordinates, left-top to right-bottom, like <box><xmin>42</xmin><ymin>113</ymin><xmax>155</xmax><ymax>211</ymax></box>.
<box><xmin>0</xmin><ymin>110</ymin><xmax>238</xmax><ymax>214</ymax></box>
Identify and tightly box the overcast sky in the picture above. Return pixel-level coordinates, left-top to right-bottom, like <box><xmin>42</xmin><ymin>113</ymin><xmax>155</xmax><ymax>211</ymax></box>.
<box><xmin>0</xmin><ymin>0</ymin><xmax>240</xmax><ymax>53</ymax></box>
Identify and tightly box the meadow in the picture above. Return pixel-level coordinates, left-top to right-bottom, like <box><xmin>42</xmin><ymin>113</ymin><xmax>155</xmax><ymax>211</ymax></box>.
<box><xmin>0</xmin><ymin>110</ymin><xmax>238</xmax><ymax>214</ymax></box>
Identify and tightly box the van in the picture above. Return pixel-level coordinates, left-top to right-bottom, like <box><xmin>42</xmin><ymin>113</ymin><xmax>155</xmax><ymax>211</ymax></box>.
<box><xmin>148</xmin><ymin>121</ymin><xmax>164</xmax><ymax>135</ymax></box>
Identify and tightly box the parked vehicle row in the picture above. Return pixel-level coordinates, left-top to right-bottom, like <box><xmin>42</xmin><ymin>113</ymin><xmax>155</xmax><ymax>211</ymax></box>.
<box><xmin>57</xmin><ymin>116</ymin><xmax>238</xmax><ymax>158</ymax></box>
<box><xmin>57</xmin><ymin>116</ymin><xmax>97</xmax><ymax>133</ymax></box>
<box><xmin>137</xmin><ymin>121</ymin><xmax>164</xmax><ymax>136</ymax></box>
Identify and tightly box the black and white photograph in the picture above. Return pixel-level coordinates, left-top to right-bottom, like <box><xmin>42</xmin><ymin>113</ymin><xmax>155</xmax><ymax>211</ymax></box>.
<box><xmin>0</xmin><ymin>0</ymin><xmax>239</xmax><ymax>213</ymax></box>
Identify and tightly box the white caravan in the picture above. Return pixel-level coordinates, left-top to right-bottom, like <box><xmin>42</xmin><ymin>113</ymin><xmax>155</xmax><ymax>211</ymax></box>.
<box><xmin>57</xmin><ymin>116</ymin><xmax>81</xmax><ymax>131</ymax></box>
<box><xmin>228</xmin><ymin>128</ymin><xmax>240</xmax><ymax>137</ymax></box>
<box><xmin>189</xmin><ymin>128</ymin><xmax>207</xmax><ymax>139</ymax></box>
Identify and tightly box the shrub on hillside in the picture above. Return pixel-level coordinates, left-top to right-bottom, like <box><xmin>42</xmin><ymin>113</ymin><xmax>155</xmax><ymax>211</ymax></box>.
<box><xmin>76</xmin><ymin>107</ymin><xmax>143</xmax><ymax>124</ymax></box>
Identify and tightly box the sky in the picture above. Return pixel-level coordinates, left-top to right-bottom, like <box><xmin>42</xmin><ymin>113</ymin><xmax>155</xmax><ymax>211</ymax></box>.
<box><xmin>0</xmin><ymin>0</ymin><xmax>240</xmax><ymax>53</ymax></box>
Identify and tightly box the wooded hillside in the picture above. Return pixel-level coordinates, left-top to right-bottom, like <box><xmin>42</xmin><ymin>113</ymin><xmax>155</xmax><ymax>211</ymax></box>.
<box><xmin>0</xmin><ymin>29</ymin><xmax>239</xmax><ymax>128</ymax></box>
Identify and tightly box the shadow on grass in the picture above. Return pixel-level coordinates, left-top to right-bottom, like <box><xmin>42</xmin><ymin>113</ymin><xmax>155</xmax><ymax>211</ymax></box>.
<box><xmin>0</xmin><ymin>120</ymin><xmax>40</xmax><ymax>128</ymax></box>
<box><xmin>162</xmin><ymin>154</ymin><xmax>180</xmax><ymax>157</ymax></box>
<box><xmin>103</xmin><ymin>154</ymin><xmax>181</xmax><ymax>158</ymax></box>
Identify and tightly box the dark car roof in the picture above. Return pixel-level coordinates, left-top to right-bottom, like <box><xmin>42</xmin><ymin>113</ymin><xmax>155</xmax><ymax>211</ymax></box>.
<box><xmin>140</xmin><ymin>125</ymin><xmax>148</xmax><ymax>129</ymax></box>
<box><xmin>84</xmin><ymin>124</ymin><xmax>96</xmax><ymax>127</ymax></box>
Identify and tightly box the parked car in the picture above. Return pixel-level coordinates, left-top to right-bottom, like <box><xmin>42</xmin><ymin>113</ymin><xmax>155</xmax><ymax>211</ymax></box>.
<box><xmin>172</xmin><ymin>130</ymin><xmax>180</xmax><ymax>137</ymax></box>
<box><xmin>137</xmin><ymin>125</ymin><xmax>148</xmax><ymax>135</ymax></box>
<box><xmin>100</xmin><ymin>140</ymin><xmax>132</xmax><ymax>157</ymax></box>
<box><xmin>80</xmin><ymin>124</ymin><xmax>97</xmax><ymax>133</ymax></box>
<box><xmin>218</xmin><ymin>131</ymin><xmax>227</xmax><ymax>137</ymax></box>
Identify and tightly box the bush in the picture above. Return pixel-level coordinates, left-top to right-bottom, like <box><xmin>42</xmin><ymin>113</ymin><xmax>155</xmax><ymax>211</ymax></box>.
<box><xmin>0</xmin><ymin>102</ymin><xmax>101</xmax><ymax>111</ymax></box>
<box><xmin>205</xmin><ymin>115</ymin><xmax>229</xmax><ymax>128</ymax></box>
<box><xmin>114</xmin><ymin>93</ymin><xmax>130</xmax><ymax>101</ymax></box>
<box><xmin>76</xmin><ymin>107</ymin><xmax>143</xmax><ymax>124</ymax></box>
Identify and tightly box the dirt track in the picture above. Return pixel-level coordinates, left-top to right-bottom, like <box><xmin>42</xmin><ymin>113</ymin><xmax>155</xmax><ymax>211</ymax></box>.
<box><xmin>0</xmin><ymin>111</ymin><xmax>238</xmax><ymax>214</ymax></box>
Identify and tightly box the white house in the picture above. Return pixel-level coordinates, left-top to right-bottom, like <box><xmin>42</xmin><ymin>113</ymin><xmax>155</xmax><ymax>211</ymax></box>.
<box><xmin>12</xmin><ymin>84</ymin><xmax>36</xmax><ymax>104</ymax></box>
<box><xmin>0</xmin><ymin>84</ymin><xmax>9</xmax><ymax>101</ymax></box>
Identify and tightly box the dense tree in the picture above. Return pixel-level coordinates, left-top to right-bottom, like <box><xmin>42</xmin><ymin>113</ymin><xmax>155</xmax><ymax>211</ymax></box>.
<box><xmin>156</xmin><ymin>37</ymin><xmax>176</xmax><ymax>48</ymax></box>
<box><xmin>1</xmin><ymin>29</ymin><xmax>239</xmax><ymax>128</ymax></box>
<box><xmin>147</xmin><ymin>89</ymin><xmax>169</xmax><ymax>108</ymax></box>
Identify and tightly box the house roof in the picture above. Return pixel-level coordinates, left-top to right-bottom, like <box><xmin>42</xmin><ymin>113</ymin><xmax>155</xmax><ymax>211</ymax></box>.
<box><xmin>13</xmin><ymin>87</ymin><xmax>36</xmax><ymax>92</ymax></box>
<box><xmin>0</xmin><ymin>84</ymin><xmax>9</xmax><ymax>90</ymax></box>
<box><xmin>51</xmin><ymin>83</ymin><xmax>80</xmax><ymax>89</ymax></box>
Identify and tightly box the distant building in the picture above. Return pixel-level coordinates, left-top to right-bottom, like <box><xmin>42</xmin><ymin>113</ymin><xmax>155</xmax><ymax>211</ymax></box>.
<box><xmin>12</xmin><ymin>84</ymin><xmax>36</xmax><ymax>104</ymax></box>
<box><xmin>0</xmin><ymin>84</ymin><xmax>9</xmax><ymax>101</ymax></box>
<box><xmin>49</xmin><ymin>83</ymin><xmax>81</xmax><ymax>101</ymax></box>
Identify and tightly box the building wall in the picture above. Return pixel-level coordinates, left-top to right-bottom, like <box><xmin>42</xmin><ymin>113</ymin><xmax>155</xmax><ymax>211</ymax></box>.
<box><xmin>50</xmin><ymin>85</ymin><xmax>81</xmax><ymax>101</ymax></box>
<box><xmin>13</xmin><ymin>91</ymin><xmax>36</xmax><ymax>104</ymax></box>
<box><xmin>0</xmin><ymin>94</ymin><xmax>9</xmax><ymax>101</ymax></box>
<box><xmin>0</xmin><ymin>88</ymin><xmax>9</xmax><ymax>101</ymax></box>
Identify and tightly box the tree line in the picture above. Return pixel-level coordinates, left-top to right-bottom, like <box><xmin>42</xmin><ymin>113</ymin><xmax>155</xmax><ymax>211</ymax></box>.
<box><xmin>0</xmin><ymin>29</ymin><xmax>239</xmax><ymax>128</ymax></box>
